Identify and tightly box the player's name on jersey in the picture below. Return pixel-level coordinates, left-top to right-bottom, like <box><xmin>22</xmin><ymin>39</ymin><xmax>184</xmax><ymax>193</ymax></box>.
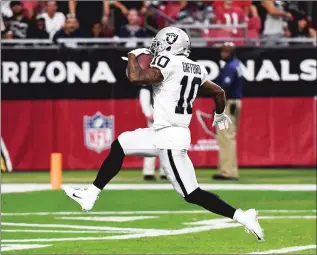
<box><xmin>182</xmin><ymin>62</ymin><xmax>202</xmax><ymax>75</ymax></box>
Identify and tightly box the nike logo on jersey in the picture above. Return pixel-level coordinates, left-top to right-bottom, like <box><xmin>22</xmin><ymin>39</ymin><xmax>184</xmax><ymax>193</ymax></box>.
<box><xmin>73</xmin><ymin>193</ymin><xmax>82</xmax><ymax>199</ymax></box>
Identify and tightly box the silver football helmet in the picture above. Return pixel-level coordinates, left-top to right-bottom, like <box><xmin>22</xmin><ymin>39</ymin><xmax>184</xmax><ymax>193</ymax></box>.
<box><xmin>150</xmin><ymin>26</ymin><xmax>191</xmax><ymax>57</ymax></box>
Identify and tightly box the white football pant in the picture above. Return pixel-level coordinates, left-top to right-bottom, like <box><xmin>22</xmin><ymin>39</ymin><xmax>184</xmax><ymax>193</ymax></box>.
<box><xmin>143</xmin><ymin>121</ymin><xmax>165</xmax><ymax>177</ymax></box>
<box><xmin>118</xmin><ymin>128</ymin><xmax>198</xmax><ymax>197</ymax></box>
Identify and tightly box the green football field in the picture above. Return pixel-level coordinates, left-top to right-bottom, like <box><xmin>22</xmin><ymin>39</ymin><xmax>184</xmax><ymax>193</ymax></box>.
<box><xmin>1</xmin><ymin>169</ymin><xmax>316</xmax><ymax>254</ymax></box>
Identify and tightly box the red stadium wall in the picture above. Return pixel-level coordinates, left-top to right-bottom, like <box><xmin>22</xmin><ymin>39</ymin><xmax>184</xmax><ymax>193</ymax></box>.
<box><xmin>2</xmin><ymin>97</ymin><xmax>316</xmax><ymax>171</ymax></box>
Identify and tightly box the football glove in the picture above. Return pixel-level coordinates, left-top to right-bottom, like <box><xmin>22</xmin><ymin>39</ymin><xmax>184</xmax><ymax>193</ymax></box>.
<box><xmin>128</xmin><ymin>48</ymin><xmax>151</xmax><ymax>57</ymax></box>
<box><xmin>212</xmin><ymin>111</ymin><xmax>232</xmax><ymax>130</ymax></box>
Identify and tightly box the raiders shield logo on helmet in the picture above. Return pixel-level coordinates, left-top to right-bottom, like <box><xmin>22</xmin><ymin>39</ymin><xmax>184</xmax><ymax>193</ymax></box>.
<box><xmin>166</xmin><ymin>33</ymin><xmax>179</xmax><ymax>45</ymax></box>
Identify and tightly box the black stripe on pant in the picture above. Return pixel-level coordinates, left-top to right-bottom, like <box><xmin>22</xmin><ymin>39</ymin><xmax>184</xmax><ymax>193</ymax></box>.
<box><xmin>167</xmin><ymin>149</ymin><xmax>188</xmax><ymax>196</ymax></box>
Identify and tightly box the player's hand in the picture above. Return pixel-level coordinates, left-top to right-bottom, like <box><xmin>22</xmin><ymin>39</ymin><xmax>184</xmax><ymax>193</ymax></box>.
<box><xmin>128</xmin><ymin>48</ymin><xmax>151</xmax><ymax>57</ymax></box>
<box><xmin>212</xmin><ymin>111</ymin><xmax>232</xmax><ymax>130</ymax></box>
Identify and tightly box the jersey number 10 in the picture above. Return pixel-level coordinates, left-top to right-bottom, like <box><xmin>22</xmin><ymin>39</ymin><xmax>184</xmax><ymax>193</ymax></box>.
<box><xmin>175</xmin><ymin>76</ymin><xmax>201</xmax><ymax>114</ymax></box>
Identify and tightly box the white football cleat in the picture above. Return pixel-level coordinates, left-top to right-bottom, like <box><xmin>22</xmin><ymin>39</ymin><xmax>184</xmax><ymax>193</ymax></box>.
<box><xmin>62</xmin><ymin>185</ymin><xmax>98</xmax><ymax>211</ymax></box>
<box><xmin>235</xmin><ymin>209</ymin><xmax>265</xmax><ymax>242</ymax></box>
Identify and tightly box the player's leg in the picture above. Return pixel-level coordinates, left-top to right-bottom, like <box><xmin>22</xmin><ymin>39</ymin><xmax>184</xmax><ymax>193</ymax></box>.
<box><xmin>142</xmin><ymin>157</ymin><xmax>156</xmax><ymax>180</ymax></box>
<box><xmin>93</xmin><ymin>128</ymin><xmax>158</xmax><ymax>188</ymax></box>
<box><xmin>143</xmin><ymin>157</ymin><xmax>167</xmax><ymax>180</ymax></box>
<box><xmin>63</xmin><ymin>128</ymin><xmax>158</xmax><ymax>210</ymax></box>
<box><xmin>159</xmin><ymin>149</ymin><xmax>264</xmax><ymax>241</ymax></box>
<box><xmin>159</xmin><ymin>165</ymin><xmax>167</xmax><ymax>180</ymax></box>
<box><xmin>159</xmin><ymin>149</ymin><xmax>236</xmax><ymax>217</ymax></box>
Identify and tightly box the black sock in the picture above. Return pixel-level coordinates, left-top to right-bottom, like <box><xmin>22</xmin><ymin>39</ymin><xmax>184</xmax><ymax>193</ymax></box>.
<box><xmin>93</xmin><ymin>139</ymin><xmax>125</xmax><ymax>190</ymax></box>
<box><xmin>185</xmin><ymin>188</ymin><xmax>236</xmax><ymax>219</ymax></box>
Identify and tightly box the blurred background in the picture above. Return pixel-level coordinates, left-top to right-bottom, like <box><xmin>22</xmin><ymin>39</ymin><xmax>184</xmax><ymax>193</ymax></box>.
<box><xmin>1</xmin><ymin>0</ymin><xmax>316</xmax><ymax>177</ymax></box>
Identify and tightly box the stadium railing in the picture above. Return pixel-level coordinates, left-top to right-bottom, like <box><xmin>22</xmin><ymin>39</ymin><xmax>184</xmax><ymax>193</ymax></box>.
<box><xmin>1</xmin><ymin>37</ymin><xmax>316</xmax><ymax>48</ymax></box>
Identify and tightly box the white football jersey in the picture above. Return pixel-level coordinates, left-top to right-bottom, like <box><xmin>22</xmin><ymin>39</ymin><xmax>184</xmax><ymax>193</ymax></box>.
<box><xmin>150</xmin><ymin>54</ymin><xmax>209</xmax><ymax>130</ymax></box>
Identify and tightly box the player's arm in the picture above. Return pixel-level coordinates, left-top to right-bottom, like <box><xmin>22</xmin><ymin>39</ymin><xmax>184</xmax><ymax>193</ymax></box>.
<box><xmin>201</xmin><ymin>80</ymin><xmax>226</xmax><ymax>114</ymax></box>
<box><xmin>201</xmin><ymin>80</ymin><xmax>232</xmax><ymax>130</ymax></box>
<box><xmin>127</xmin><ymin>54</ymin><xmax>164</xmax><ymax>85</ymax></box>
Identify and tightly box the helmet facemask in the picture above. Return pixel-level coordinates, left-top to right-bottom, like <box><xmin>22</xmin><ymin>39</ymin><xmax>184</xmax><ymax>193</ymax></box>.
<box><xmin>149</xmin><ymin>37</ymin><xmax>168</xmax><ymax>57</ymax></box>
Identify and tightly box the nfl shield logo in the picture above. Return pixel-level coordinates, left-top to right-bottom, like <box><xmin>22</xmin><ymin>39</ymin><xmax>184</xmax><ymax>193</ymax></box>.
<box><xmin>84</xmin><ymin>112</ymin><xmax>114</xmax><ymax>153</ymax></box>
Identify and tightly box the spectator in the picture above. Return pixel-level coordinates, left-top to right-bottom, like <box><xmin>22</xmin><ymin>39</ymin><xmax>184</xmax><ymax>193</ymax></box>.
<box><xmin>120</xmin><ymin>1</ymin><xmax>152</xmax><ymax>25</ymax></box>
<box><xmin>143</xmin><ymin>3</ymin><xmax>161</xmax><ymax>36</ymax></box>
<box><xmin>21</xmin><ymin>1</ymin><xmax>38</xmax><ymax>19</ymax></box>
<box><xmin>27</xmin><ymin>17</ymin><xmax>49</xmax><ymax>39</ymax></box>
<box><xmin>213</xmin><ymin>0</ymin><xmax>258</xmax><ymax>18</ymax></box>
<box><xmin>215</xmin><ymin>0</ymin><xmax>246</xmax><ymax>35</ymax></box>
<box><xmin>100</xmin><ymin>15</ymin><xmax>114</xmax><ymax>37</ymax></box>
<box><xmin>1</xmin><ymin>16</ymin><xmax>13</xmax><ymax>39</ymax></box>
<box><xmin>40</xmin><ymin>1</ymin><xmax>65</xmax><ymax>39</ymax></box>
<box><xmin>53</xmin><ymin>17</ymin><xmax>83</xmax><ymax>43</ymax></box>
<box><xmin>261</xmin><ymin>0</ymin><xmax>292</xmax><ymax>46</ymax></box>
<box><xmin>117</xmin><ymin>9</ymin><xmax>148</xmax><ymax>48</ymax></box>
<box><xmin>289</xmin><ymin>15</ymin><xmax>316</xmax><ymax>45</ymax></box>
<box><xmin>33</xmin><ymin>1</ymin><xmax>47</xmax><ymax>17</ymax></box>
<box><xmin>4</xmin><ymin>1</ymin><xmax>30</xmax><ymax>39</ymax></box>
<box><xmin>92</xmin><ymin>23</ymin><xmax>103</xmax><ymax>38</ymax></box>
<box><xmin>117</xmin><ymin>9</ymin><xmax>147</xmax><ymax>38</ymax></box>
<box><xmin>1</xmin><ymin>1</ymin><xmax>13</xmax><ymax>18</ymax></box>
<box><xmin>68</xmin><ymin>0</ymin><xmax>109</xmax><ymax>37</ymax></box>
<box><xmin>213</xmin><ymin>43</ymin><xmax>243</xmax><ymax>181</ymax></box>
<box><xmin>1</xmin><ymin>16</ymin><xmax>5</xmax><ymax>33</ymax></box>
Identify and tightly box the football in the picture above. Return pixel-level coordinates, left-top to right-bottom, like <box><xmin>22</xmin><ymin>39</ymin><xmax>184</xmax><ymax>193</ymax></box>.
<box><xmin>137</xmin><ymin>54</ymin><xmax>153</xmax><ymax>69</ymax></box>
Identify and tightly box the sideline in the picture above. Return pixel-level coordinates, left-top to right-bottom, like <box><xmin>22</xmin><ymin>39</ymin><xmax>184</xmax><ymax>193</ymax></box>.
<box><xmin>2</xmin><ymin>183</ymin><xmax>316</xmax><ymax>193</ymax></box>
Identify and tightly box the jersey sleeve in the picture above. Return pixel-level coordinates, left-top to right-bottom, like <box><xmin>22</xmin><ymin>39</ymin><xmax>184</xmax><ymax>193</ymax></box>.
<box><xmin>150</xmin><ymin>55</ymin><xmax>173</xmax><ymax>82</ymax></box>
<box><xmin>201</xmin><ymin>65</ymin><xmax>209</xmax><ymax>85</ymax></box>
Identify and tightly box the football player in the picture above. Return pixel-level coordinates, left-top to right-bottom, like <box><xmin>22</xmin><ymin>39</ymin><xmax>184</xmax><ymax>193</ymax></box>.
<box><xmin>63</xmin><ymin>27</ymin><xmax>264</xmax><ymax>242</ymax></box>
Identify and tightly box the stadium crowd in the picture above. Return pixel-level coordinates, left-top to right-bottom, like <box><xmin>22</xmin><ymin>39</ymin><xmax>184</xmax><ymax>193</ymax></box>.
<box><xmin>1</xmin><ymin>0</ymin><xmax>316</xmax><ymax>45</ymax></box>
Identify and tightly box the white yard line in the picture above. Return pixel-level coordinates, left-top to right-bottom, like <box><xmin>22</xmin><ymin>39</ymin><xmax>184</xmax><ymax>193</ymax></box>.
<box><xmin>1</xmin><ymin>222</ymin><xmax>159</xmax><ymax>233</ymax></box>
<box><xmin>56</xmin><ymin>216</ymin><xmax>157</xmax><ymax>222</ymax></box>
<box><xmin>1</xmin><ymin>244</ymin><xmax>52</xmax><ymax>252</ymax></box>
<box><xmin>2</xmin><ymin>210</ymin><xmax>316</xmax><ymax>216</ymax></box>
<box><xmin>248</xmin><ymin>244</ymin><xmax>317</xmax><ymax>254</ymax></box>
<box><xmin>185</xmin><ymin>216</ymin><xmax>316</xmax><ymax>225</ymax></box>
<box><xmin>2</xmin><ymin>215</ymin><xmax>316</xmax><ymax>243</ymax></box>
<box><xmin>259</xmin><ymin>210</ymin><xmax>317</xmax><ymax>213</ymax></box>
<box><xmin>1</xmin><ymin>183</ymin><xmax>316</xmax><ymax>193</ymax></box>
<box><xmin>2</xmin><ymin>229</ymin><xmax>114</xmax><ymax>233</ymax></box>
<box><xmin>1</xmin><ymin>219</ymin><xmax>242</xmax><ymax>243</ymax></box>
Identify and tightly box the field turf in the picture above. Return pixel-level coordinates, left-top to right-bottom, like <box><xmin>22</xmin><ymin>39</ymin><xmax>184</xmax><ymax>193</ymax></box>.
<box><xmin>1</xmin><ymin>169</ymin><xmax>316</xmax><ymax>254</ymax></box>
